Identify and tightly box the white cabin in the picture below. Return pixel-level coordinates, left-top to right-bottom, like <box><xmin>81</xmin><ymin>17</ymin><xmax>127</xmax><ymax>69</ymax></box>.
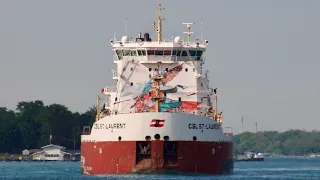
<box><xmin>31</xmin><ymin>144</ymin><xmax>72</xmax><ymax>161</ymax></box>
<box><xmin>22</xmin><ymin>149</ymin><xmax>29</xmax><ymax>155</ymax></box>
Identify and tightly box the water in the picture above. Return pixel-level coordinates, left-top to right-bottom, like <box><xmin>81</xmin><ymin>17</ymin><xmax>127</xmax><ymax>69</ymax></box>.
<box><xmin>0</xmin><ymin>157</ymin><xmax>319</xmax><ymax>180</ymax></box>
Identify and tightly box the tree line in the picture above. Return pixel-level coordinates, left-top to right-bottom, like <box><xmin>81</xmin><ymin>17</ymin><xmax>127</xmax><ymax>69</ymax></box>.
<box><xmin>1</xmin><ymin>100</ymin><xmax>319</xmax><ymax>155</ymax></box>
<box><xmin>234</xmin><ymin>130</ymin><xmax>320</xmax><ymax>155</ymax></box>
<box><xmin>0</xmin><ymin>100</ymin><xmax>96</xmax><ymax>153</ymax></box>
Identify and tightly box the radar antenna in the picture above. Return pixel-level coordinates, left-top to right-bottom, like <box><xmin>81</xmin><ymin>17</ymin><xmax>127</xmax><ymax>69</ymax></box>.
<box><xmin>157</xmin><ymin>0</ymin><xmax>164</xmax><ymax>42</ymax></box>
<box><xmin>183</xmin><ymin>23</ymin><xmax>195</xmax><ymax>44</ymax></box>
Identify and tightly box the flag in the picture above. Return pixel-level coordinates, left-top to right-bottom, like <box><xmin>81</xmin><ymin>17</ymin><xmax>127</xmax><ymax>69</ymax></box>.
<box><xmin>152</xmin><ymin>22</ymin><xmax>156</xmax><ymax>32</ymax></box>
<box><xmin>213</xmin><ymin>88</ymin><xmax>217</xmax><ymax>94</ymax></box>
<box><xmin>150</xmin><ymin>119</ymin><xmax>165</xmax><ymax>127</ymax></box>
<box><xmin>50</xmin><ymin>134</ymin><xmax>52</xmax><ymax>141</ymax></box>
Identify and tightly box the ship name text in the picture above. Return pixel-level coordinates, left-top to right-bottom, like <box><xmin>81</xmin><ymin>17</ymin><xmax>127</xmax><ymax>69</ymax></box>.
<box><xmin>188</xmin><ymin>123</ymin><xmax>220</xmax><ymax>130</ymax></box>
<box><xmin>94</xmin><ymin>123</ymin><xmax>126</xmax><ymax>130</ymax></box>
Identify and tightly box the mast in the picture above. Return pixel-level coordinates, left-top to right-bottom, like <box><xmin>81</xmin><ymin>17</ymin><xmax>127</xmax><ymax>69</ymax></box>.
<box><xmin>96</xmin><ymin>95</ymin><xmax>100</xmax><ymax>120</ymax></box>
<box><xmin>153</xmin><ymin>62</ymin><xmax>163</xmax><ymax>112</ymax></box>
<box><xmin>183</xmin><ymin>23</ymin><xmax>194</xmax><ymax>44</ymax></box>
<box><xmin>213</xmin><ymin>88</ymin><xmax>222</xmax><ymax>124</ymax></box>
<box><xmin>215</xmin><ymin>95</ymin><xmax>218</xmax><ymax>115</ymax></box>
<box><xmin>157</xmin><ymin>0</ymin><xmax>163</xmax><ymax>42</ymax></box>
<box><xmin>241</xmin><ymin>116</ymin><xmax>244</xmax><ymax>133</ymax></box>
<box><xmin>200</xmin><ymin>18</ymin><xmax>203</xmax><ymax>42</ymax></box>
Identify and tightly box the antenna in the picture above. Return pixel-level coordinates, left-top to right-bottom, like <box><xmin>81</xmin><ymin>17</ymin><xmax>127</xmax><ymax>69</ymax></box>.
<box><xmin>156</xmin><ymin>0</ymin><xmax>164</xmax><ymax>42</ymax></box>
<box><xmin>113</xmin><ymin>32</ymin><xmax>117</xmax><ymax>41</ymax></box>
<box><xmin>125</xmin><ymin>17</ymin><xmax>128</xmax><ymax>36</ymax></box>
<box><xmin>97</xmin><ymin>95</ymin><xmax>100</xmax><ymax>121</ymax></box>
<box><xmin>200</xmin><ymin>18</ymin><xmax>203</xmax><ymax>42</ymax></box>
<box><xmin>255</xmin><ymin>122</ymin><xmax>258</xmax><ymax>133</ymax></box>
<box><xmin>241</xmin><ymin>116</ymin><xmax>244</xmax><ymax>133</ymax></box>
<box><xmin>183</xmin><ymin>23</ymin><xmax>195</xmax><ymax>44</ymax></box>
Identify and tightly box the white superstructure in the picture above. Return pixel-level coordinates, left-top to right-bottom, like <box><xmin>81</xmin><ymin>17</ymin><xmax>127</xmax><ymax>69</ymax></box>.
<box><xmin>82</xmin><ymin>1</ymin><xmax>232</xmax><ymax>143</ymax></box>
<box><xmin>103</xmin><ymin>30</ymin><xmax>212</xmax><ymax>115</ymax></box>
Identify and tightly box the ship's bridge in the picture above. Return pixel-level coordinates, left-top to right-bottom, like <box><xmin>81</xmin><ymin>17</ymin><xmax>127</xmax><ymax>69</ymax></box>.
<box><xmin>111</xmin><ymin>33</ymin><xmax>207</xmax><ymax>63</ymax></box>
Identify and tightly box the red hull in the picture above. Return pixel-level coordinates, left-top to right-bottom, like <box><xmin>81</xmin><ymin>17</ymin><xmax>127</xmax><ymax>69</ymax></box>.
<box><xmin>81</xmin><ymin>140</ymin><xmax>233</xmax><ymax>175</ymax></box>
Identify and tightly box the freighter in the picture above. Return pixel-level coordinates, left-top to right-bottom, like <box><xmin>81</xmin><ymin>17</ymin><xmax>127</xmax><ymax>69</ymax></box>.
<box><xmin>81</xmin><ymin>1</ymin><xmax>234</xmax><ymax>175</ymax></box>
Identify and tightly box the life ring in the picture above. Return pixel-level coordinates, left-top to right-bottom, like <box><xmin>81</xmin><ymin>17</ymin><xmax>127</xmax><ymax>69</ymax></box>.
<box><xmin>212</xmin><ymin>148</ymin><xmax>215</xmax><ymax>155</ymax></box>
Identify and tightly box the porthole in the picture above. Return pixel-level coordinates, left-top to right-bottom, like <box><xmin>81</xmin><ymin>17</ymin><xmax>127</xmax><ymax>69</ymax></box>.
<box><xmin>145</xmin><ymin>136</ymin><xmax>151</xmax><ymax>141</ymax></box>
<box><xmin>163</xmin><ymin>136</ymin><xmax>170</xmax><ymax>141</ymax></box>
<box><xmin>154</xmin><ymin>134</ymin><xmax>160</xmax><ymax>140</ymax></box>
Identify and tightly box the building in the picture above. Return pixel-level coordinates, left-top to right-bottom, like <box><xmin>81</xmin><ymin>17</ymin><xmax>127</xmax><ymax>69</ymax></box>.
<box><xmin>22</xmin><ymin>149</ymin><xmax>29</xmax><ymax>155</ymax></box>
<box><xmin>31</xmin><ymin>144</ymin><xmax>75</xmax><ymax>161</ymax></box>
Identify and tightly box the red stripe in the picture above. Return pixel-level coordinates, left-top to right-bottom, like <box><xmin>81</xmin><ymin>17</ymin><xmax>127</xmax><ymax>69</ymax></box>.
<box><xmin>151</xmin><ymin>119</ymin><xmax>165</xmax><ymax>123</ymax></box>
<box><xmin>150</xmin><ymin>119</ymin><xmax>165</xmax><ymax>127</ymax></box>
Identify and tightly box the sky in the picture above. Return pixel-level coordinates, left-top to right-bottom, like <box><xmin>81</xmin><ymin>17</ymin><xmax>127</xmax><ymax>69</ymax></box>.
<box><xmin>0</xmin><ymin>0</ymin><xmax>319</xmax><ymax>134</ymax></box>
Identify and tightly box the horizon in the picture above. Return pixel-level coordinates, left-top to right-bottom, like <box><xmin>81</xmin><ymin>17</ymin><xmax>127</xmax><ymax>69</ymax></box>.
<box><xmin>1</xmin><ymin>0</ymin><xmax>320</xmax><ymax>134</ymax></box>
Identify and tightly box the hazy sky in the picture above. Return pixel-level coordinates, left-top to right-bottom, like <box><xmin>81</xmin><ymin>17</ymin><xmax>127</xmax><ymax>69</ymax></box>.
<box><xmin>1</xmin><ymin>0</ymin><xmax>319</xmax><ymax>134</ymax></box>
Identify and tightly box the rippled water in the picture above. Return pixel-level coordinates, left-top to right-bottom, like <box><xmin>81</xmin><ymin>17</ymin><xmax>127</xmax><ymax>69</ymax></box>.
<box><xmin>0</xmin><ymin>157</ymin><xmax>319</xmax><ymax>180</ymax></box>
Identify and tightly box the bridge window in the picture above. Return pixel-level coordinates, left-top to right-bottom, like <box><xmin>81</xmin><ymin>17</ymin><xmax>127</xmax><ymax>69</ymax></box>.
<box><xmin>181</xmin><ymin>50</ymin><xmax>188</xmax><ymax>57</ymax></box>
<box><xmin>155</xmin><ymin>50</ymin><xmax>164</xmax><ymax>56</ymax></box>
<box><xmin>196</xmin><ymin>50</ymin><xmax>203</xmax><ymax>60</ymax></box>
<box><xmin>188</xmin><ymin>50</ymin><xmax>203</xmax><ymax>60</ymax></box>
<box><xmin>123</xmin><ymin>50</ymin><xmax>130</xmax><ymax>56</ymax></box>
<box><xmin>131</xmin><ymin>50</ymin><xmax>137</xmax><ymax>56</ymax></box>
<box><xmin>164</xmin><ymin>50</ymin><xmax>171</xmax><ymax>55</ymax></box>
<box><xmin>196</xmin><ymin>50</ymin><xmax>203</xmax><ymax>57</ymax></box>
<box><xmin>172</xmin><ymin>50</ymin><xmax>177</xmax><ymax>56</ymax></box>
<box><xmin>137</xmin><ymin>50</ymin><xmax>146</xmax><ymax>56</ymax></box>
<box><xmin>116</xmin><ymin>50</ymin><xmax>123</xmax><ymax>60</ymax></box>
<box><xmin>176</xmin><ymin>50</ymin><xmax>182</xmax><ymax>56</ymax></box>
<box><xmin>189</xmin><ymin>50</ymin><xmax>197</xmax><ymax>57</ymax></box>
<box><xmin>147</xmin><ymin>50</ymin><xmax>155</xmax><ymax>56</ymax></box>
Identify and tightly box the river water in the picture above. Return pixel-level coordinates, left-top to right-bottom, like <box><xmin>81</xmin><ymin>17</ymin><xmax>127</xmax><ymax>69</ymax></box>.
<box><xmin>0</xmin><ymin>157</ymin><xmax>319</xmax><ymax>180</ymax></box>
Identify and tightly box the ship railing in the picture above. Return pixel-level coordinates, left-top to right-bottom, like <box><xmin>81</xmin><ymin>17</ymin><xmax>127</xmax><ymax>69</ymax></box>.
<box><xmin>110</xmin><ymin>110</ymin><xmax>211</xmax><ymax>116</ymax></box>
<box><xmin>82</xmin><ymin>126</ymin><xmax>91</xmax><ymax>135</ymax></box>
<box><xmin>102</xmin><ymin>86</ymin><xmax>117</xmax><ymax>93</ymax></box>
<box><xmin>112</xmin><ymin>40</ymin><xmax>206</xmax><ymax>46</ymax></box>
<box><xmin>224</xmin><ymin>127</ymin><xmax>233</xmax><ymax>136</ymax></box>
<box><xmin>224</xmin><ymin>133</ymin><xmax>233</xmax><ymax>136</ymax></box>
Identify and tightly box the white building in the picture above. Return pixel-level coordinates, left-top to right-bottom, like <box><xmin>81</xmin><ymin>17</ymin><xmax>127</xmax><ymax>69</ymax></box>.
<box><xmin>31</xmin><ymin>144</ymin><xmax>73</xmax><ymax>161</ymax></box>
<box><xmin>22</xmin><ymin>149</ymin><xmax>29</xmax><ymax>155</ymax></box>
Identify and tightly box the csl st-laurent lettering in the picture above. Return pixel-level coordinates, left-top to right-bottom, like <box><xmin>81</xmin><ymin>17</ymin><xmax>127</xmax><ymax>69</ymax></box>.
<box><xmin>93</xmin><ymin>123</ymin><xmax>126</xmax><ymax>130</ymax></box>
<box><xmin>94</xmin><ymin>123</ymin><xmax>105</xmax><ymax>129</ymax></box>
<box><xmin>188</xmin><ymin>123</ymin><xmax>220</xmax><ymax>130</ymax></box>
<box><xmin>106</xmin><ymin>123</ymin><xmax>126</xmax><ymax>129</ymax></box>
